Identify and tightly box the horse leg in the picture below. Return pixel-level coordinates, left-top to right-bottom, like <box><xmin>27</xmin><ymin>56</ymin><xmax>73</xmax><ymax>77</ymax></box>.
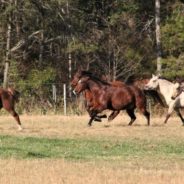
<box><xmin>88</xmin><ymin>111</ymin><xmax>98</xmax><ymax>126</ymax></box>
<box><xmin>175</xmin><ymin>109</ymin><xmax>184</xmax><ymax>125</ymax></box>
<box><xmin>126</xmin><ymin>109</ymin><xmax>136</xmax><ymax>126</ymax></box>
<box><xmin>164</xmin><ymin>114</ymin><xmax>171</xmax><ymax>124</ymax></box>
<box><xmin>139</xmin><ymin>108</ymin><xmax>150</xmax><ymax>126</ymax></box>
<box><xmin>8</xmin><ymin>109</ymin><xmax>22</xmax><ymax>130</ymax></box>
<box><xmin>87</xmin><ymin>108</ymin><xmax>107</xmax><ymax>122</ymax></box>
<box><xmin>86</xmin><ymin>108</ymin><xmax>101</xmax><ymax>122</ymax></box>
<box><xmin>108</xmin><ymin>111</ymin><xmax>120</xmax><ymax>121</ymax></box>
<box><xmin>97</xmin><ymin>114</ymin><xmax>107</xmax><ymax>119</ymax></box>
<box><xmin>86</xmin><ymin>102</ymin><xmax>107</xmax><ymax>122</ymax></box>
<box><xmin>94</xmin><ymin>114</ymin><xmax>107</xmax><ymax>122</ymax></box>
<box><xmin>164</xmin><ymin>105</ymin><xmax>174</xmax><ymax>124</ymax></box>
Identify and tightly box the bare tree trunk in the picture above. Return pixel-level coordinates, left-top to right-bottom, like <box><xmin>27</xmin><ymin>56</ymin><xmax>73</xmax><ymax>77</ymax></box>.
<box><xmin>15</xmin><ymin>0</ymin><xmax>21</xmax><ymax>40</ymax></box>
<box><xmin>68</xmin><ymin>52</ymin><xmax>72</xmax><ymax>98</ymax></box>
<box><xmin>113</xmin><ymin>57</ymin><xmax>116</xmax><ymax>81</ymax></box>
<box><xmin>3</xmin><ymin>4</ymin><xmax>12</xmax><ymax>89</ymax></box>
<box><xmin>67</xmin><ymin>0</ymin><xmax>72</xmax><ymax>98</ymax></box>
<box><xmin>155</xmin><ymin>0</ymin><xmax>162</xmax><ymax>74</ymax></box>
<box><xmin>39</xmin><ymin>28</ymin><xmax>44</xmax><ymax>63</ymax></box>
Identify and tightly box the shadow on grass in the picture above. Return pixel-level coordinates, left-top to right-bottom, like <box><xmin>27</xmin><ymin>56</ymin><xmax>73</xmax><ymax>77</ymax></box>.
<box><xmin>27</xmin><ymin>152</ymin><xmax>49</xmax><ymax>158</ymax></box>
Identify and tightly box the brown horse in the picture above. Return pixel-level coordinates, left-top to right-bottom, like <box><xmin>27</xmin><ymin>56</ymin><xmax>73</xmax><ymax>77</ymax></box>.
<box><xmin>109</xmin><ymin>80</ymin><xmax>150</xmax><ymax>121</ymax></box>
<box><xmin>72</xmin><ymin>71</ymin><xmax>150</xmax><ymax>126</ymax></box>
<box><xmin>0</xmin><ymin>87</ymin><xmax>22</xmax><ymax>130</ymax></box>
<box><xmin>71</xmin><ymin>71</ymin><xmax>146</xmax><ymax>123</ymax></box>
<box><xmin>71</xmin><ymin>74</ymin><xmax>107</xmax><ymax>122</ymax></box>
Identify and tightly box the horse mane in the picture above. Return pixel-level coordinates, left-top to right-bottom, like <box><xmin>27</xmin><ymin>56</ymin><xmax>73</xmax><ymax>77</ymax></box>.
<box><xmin>80</xmin><ymin>70</ymin><xmax>111</xmax><ymax>86</ymax></box>
<box><xmin>159</xmin><ymin>77</ymin><xmax>173</xmax><ymax>82</ymax></box>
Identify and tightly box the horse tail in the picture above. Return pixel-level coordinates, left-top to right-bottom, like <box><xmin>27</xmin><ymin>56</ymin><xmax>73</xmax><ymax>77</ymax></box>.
<box><xmin>143</xmin><ymin>90</ymin><xmax>165</xmax><ymax>107</ymax></box>
<box><xmin>131</xmin><ymin>86</ymin><xmax>147</xmax><ymax>110</ymax></box>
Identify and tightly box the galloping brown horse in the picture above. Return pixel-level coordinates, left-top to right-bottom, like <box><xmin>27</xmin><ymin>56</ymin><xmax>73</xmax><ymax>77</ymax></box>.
<box><xmin>0</xmin><ymin>87</ymin><xmax>22</xmax><ymax>130</ymax></box>
<box><xmin>72</xmin><ymin>71</ymin><xmax>150</xmax><ymax>126</ymax></box>
<box><xmin>71</xmin><ymin>71</ymin><xmax>107</xmax><ymax>122</ymax></box>
<box><xmin>71</xmin><ymin>71</ymin><xmax>148</xmax><ymax>123</ymax></box>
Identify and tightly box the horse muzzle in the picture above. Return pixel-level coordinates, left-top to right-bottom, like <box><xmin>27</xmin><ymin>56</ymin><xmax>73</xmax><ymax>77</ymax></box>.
<box><xmin>144</xmin><ymin>85</ymin><xmax>150</xmax><ymax>90</ymax></box>
<box><xmin>73</xmin><ymin>90</ymin><xmax>77</xmax><ymax>95</ymax></box>
<box><xmin>171</xmin><ymin>96</ymin><xmax>176</xmax><ymax>100</ymax></box>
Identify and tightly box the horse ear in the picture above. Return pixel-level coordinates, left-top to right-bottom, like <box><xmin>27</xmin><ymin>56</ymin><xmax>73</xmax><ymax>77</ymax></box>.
<box><xmin>152</xmin><ymin>74</ymin><xmax>155</xmax><ymax>78</ymax></box>
<box><xmin>174</xmin><ymin>82</ymin><xmax>180</xmax><ymax>88</ymax></box>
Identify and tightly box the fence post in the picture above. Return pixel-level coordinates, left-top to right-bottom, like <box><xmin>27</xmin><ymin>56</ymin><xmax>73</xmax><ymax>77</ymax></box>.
<box><xmin>52</xmin><ymin>84</ymin><xmax>57</xmax><ymax>103</ymax></box>
<box><xmin>63</xmin><ymin>84</ymin><xmax>67</xmax><ymax>115</ymax></box>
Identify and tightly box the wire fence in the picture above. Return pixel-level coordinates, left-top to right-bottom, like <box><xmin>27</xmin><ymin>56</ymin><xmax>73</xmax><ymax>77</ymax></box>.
<box><xmin>0</xmin><ymin>82</ymin><xmax>86</xmax><ymax>116</ymax></box>
<box><xmin>0</xmin><ymin>81</ymin><xmax>167</xmax><ymax>116</ymax></box>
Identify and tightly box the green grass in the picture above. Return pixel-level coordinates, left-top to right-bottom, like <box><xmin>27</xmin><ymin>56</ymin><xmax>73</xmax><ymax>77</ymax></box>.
<box><xmin>1</xmin><ymin>135</ymin><xmax>184</xmax><ymax>160</ymax></box>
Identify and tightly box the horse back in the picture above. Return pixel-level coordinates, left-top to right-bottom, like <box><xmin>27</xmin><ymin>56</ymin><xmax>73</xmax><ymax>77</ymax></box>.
<box><xmin>109</xmin><ymin>85</ymin><xmax>135</xmax><ymax>109</ymax></box>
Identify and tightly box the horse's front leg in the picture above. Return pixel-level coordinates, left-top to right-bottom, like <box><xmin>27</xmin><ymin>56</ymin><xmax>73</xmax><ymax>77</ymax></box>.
<box><xmin>9</xmin><ymin>109</ymin><xmax>22</xmax><ymax>131</ymax></box>
<box><xmin>88</xmin><ymin>110</ymin><xmax>98</xmax><ymax>126</ymax></box>
<box><xmin>88</xmin><ymin>105</ymin><xmax>105</xmax><ymax>126</ymax></box>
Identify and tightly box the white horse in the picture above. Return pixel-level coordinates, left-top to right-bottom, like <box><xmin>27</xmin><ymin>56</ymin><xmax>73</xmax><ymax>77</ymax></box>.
<box><xmin>145</xmin><ymin>74</ymin><xmax>184</xmax><ymax>125</ymax></box>
<box><xmin>171</xmin><ymin>82</ymin><xmax>184</xmax><ymax>100</ymax></box>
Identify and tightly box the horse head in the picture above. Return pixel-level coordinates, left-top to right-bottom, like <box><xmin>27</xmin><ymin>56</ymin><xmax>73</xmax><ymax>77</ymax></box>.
<box><xmin>73</xmin><ymin>76</ymin><xmax>90</xmax><ymax>95</ymax></box>
<box><xmin>71</xmin><ymin>69</ymin><xmax>93</xmax><ymax>88</ymax></box>
<box><xmin>144</xmin><ymin>74</ymin><xmax>160</xmax><ymax>90</ymax></box>
<box><xmin>71</xmin><ymin>69</ymin><xmax>83</xmax><ymax>88</ymax></box>
<box><xmin>171</xmin><ymin>82</ymin><xmax>184</xmax><ymax>100</ymax></box>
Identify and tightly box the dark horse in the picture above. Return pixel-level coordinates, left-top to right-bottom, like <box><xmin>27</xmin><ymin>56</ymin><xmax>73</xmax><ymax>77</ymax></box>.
<box><xmin>72</xmin><ymin>71</ymin><xmax>150</xmax><ymax>126</ymax></box>
<box><xmin>71</xmin><ymin>71</ymin><xmax>107</xmax><ymax>122</ymax></box>
<box><xmin>0</xmin><ymin>87</ymin><xmax>22</xmax><ymax>130</ymax></box>
<box><xmin>71</xmin><ymin>71</ymin><xmax>150</xmax><ymax>124</ymax></box>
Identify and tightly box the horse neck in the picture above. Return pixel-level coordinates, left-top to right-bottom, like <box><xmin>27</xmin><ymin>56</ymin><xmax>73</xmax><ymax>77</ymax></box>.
<box><xmin>87</xmin><ymin>79</ymin><xmax>105</xmax><ymax>93</ymax></box>
<box><xmin>158</xmin><ymin>79</ymin><xmax>173</xmax><ymax>105</ymax></box>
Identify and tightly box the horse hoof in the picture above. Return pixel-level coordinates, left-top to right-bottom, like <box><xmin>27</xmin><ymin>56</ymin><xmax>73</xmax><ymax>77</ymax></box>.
<box><xmin>88</xmin><ymin>123</ymin><xmax>92</xmax><ymax>127</ymax></box>
<box><xmin>101</xmin><ymin>115</ymin><xmax>107</xmax><ymax>118</ymax></box>
<box><xmin>94</xmin><ymin>118</ymin><xmax>102</xmax><ymax>122</ymax></box>
<box><xmin>18</xmin><ymin>126</ymin><xmax>23</xmax><ymax>131</ymax></box>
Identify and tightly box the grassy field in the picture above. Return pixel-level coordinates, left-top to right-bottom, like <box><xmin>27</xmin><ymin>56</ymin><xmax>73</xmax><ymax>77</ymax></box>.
<box><xmin>0</xmin><ymin>114</ymin><xmax>184</xmax><ymax>184</ymax></box>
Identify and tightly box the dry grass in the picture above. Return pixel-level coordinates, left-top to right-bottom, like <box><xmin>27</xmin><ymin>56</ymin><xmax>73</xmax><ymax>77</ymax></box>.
<box><xmin>1</xmin><ymin>113</ymin><xmax>184</xmax><ymax>183</ymax></box>
<box><xmin>0</xmin><ymin>113</ymin><xmax>184</xmax><ymax>141</ymax></box>
<box><xmin>0</xmin><ymin>159</ymin><xmax>184</xmax><ymax>184</ymax></box>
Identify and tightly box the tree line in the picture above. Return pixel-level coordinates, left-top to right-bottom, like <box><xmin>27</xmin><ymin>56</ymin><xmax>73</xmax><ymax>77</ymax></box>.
<box><xmin>0</xmin><ymin>0</ymin><xmax>184</xmax><ymax>112</ymax></box>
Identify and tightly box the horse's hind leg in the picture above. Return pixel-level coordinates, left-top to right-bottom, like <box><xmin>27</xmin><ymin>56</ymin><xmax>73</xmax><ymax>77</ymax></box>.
<box><xmin>139</xmin><ymin>108</ymin><xmax>150</xmax><ymax>126</ymax></box>
<box><xmin>175</xmin><ymin>109</ymin><xmax>184</xmax><ymax>125</ymax></box>
<box><xmin>126</xmin><ymin>109</ymin><xmax>136</xmax><ymax>126</ymax></box>
<box><xmin>164</xmin><ymin>105</ymin><xmax>174</xmax><ymax>124</ymax></box>
<box><xmin>108</xmin><ymin>111</ymin><xmax>120</xmax><ymax>121</ymax></box>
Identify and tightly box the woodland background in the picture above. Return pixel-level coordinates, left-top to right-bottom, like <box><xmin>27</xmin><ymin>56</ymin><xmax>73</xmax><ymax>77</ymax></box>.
<box><xmin>0</xmin><ymin>0</ymin><xmax>184</xmax><ymax>114</ymax></box>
